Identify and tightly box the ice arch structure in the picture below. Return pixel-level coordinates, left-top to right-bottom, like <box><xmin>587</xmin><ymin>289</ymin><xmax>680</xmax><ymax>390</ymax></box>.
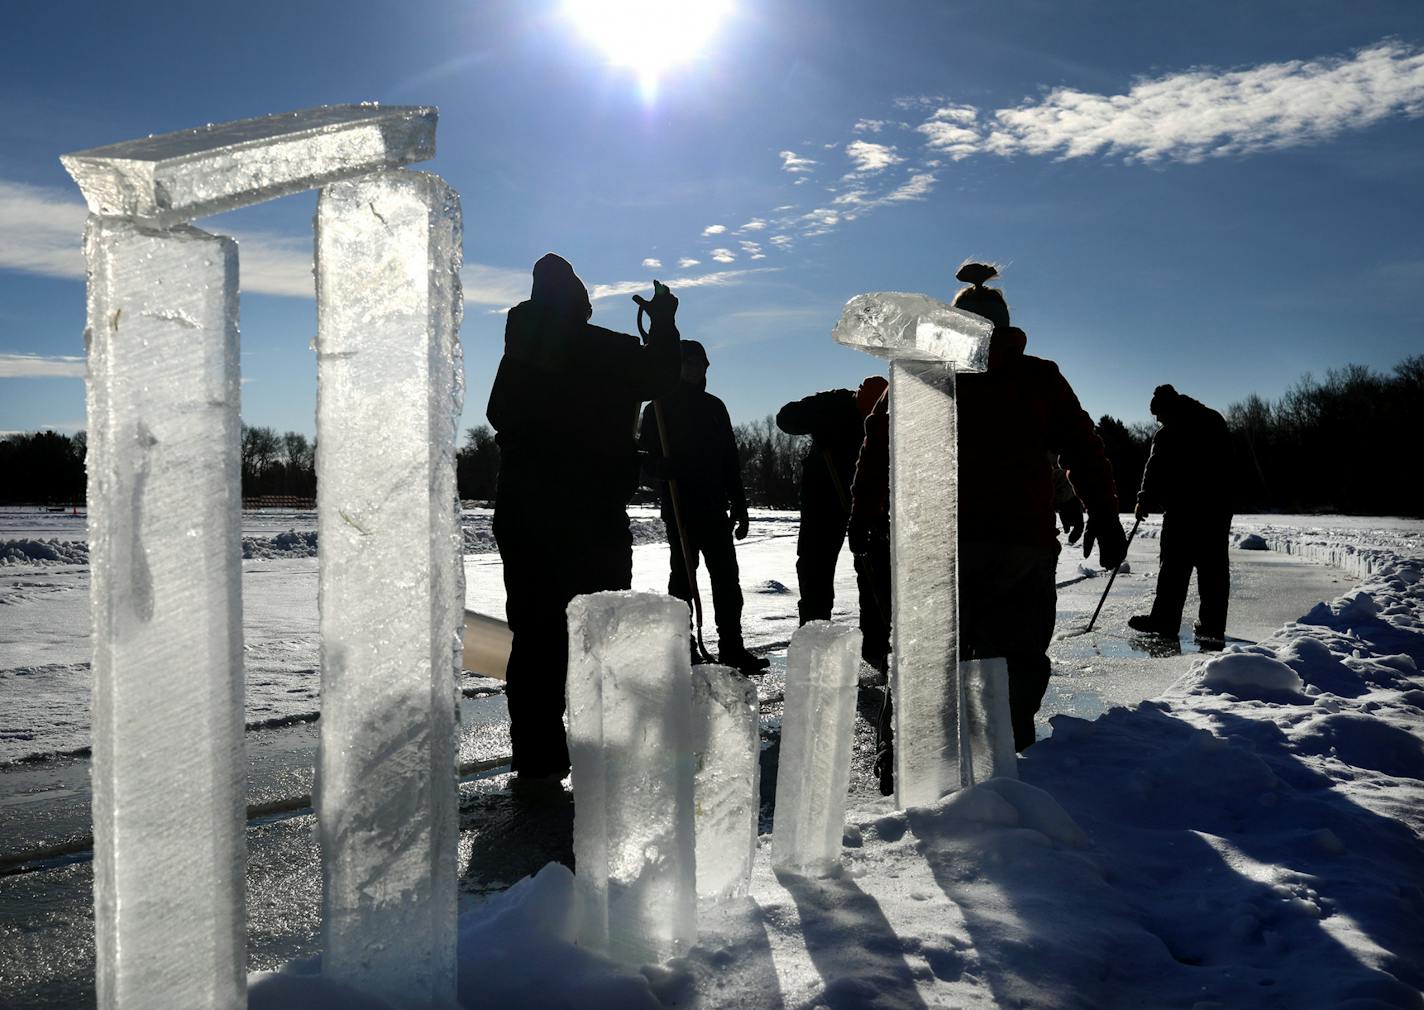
<box><xmin>62</xmin><ymin>105</ymin><xmax>465</xmax><ymax>1010</ymax></box>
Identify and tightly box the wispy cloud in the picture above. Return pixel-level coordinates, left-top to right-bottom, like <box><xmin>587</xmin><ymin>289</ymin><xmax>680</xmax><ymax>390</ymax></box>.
<box><xmin>710</xmin><ymin>248</ymin><xmax>736</xmax><ymax>264</ymax></box>
<box><xmin>642</xmin><ymin>257</ymin><xmax>662</xmax><ymax>269</ymax></box>
<box><xmin>702</xmin><ymin>224</ymin><xmax>728</xmax><ymax>236</ymax></box>
<box><xmin>462</xmin><ymin>263</ymin><xmax>533</xmax><ymax>307</ymax></box>
<box><xmin>0</xmin><ymin>180</ymin><xmax>86</xmax><ymax>280</ymax></box>
<box><xmin>844</xmin><ymin>140</ymin><xmax>903</xmax><ymax>174</ymax></box>
<box><xmin>737</xmin><ymin>218</ymin><xmax>767</xmax><ymax>232</ymax></box>
<box><xmin>923</xmin><ymin>40</ymin><xmax>1424</xmax><ymax>164</ymax></box>
<box><xmin>0</xmin><ymin>353</ymin><xmax>85</xmax><ymax>379</ymax></box>
<box><xmin>778</xmin><ymin>150</ymin><xmax>817</xmax><ymax>174</ymax></box>
<box><xmin>587</xmin><ymin>267</ymin><xmax>780</xmax><ymax>302</ymax></box>
<box><xmin>678</xmin><ymin>257</ymin><xmax>701</xmax><ymax>268</ymax></box>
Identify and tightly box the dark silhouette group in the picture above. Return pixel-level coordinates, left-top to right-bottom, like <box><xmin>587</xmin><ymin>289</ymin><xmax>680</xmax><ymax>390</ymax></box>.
<box><xmin>487</xmin><ymin>254</ymin><xmax>1232</xmax><ymax>791</ymax></box>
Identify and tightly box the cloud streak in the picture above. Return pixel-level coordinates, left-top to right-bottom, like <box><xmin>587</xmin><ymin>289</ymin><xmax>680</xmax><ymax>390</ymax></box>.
<box><xmin>924</xmin><ymin>40</ymin><xmax>1424</xmax><ymax>163</ymax></box>
<box><xmin>0</xmin><ymin>353</ymin><xmax>85</xmax><ymax>379</ymax></box>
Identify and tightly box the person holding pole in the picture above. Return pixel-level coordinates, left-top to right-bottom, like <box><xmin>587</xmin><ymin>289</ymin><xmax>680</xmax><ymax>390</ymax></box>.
<box><xmin>775</xmin><ymin>376</ymin><xmax>889</xmax><ymax>666</ymax></box>
<box><xmin>639</xmin><ymin>340</ymin><xmax>768</xmax><ymax>674</ymax></box>
<box><xmin>488</xmin><ymin>255</ymin><xmax>681</xmax><ymax>791</ymax></box>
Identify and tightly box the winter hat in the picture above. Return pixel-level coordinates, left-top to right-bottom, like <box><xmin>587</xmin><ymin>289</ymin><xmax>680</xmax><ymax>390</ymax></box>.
<box><xmin>856</xmin><ymin>375</ymin><xmax>889</xmax><ymax>418</ymax></box>
<box><xmin>1150</xmin><ymin>384</ymin><xmax>1179</xmax><ymax>416</ymax></box>
<box><xmin>950</xmin><ymin>261</ymin><xmax>1010</xmax><ymax>329</ymax></box>
<box><xmin>680</xmin><ymin>339</ymin><xmax>709</xmax><ymax>366</ymax></box>
<box><xmin>530</xmin><ymin>253</ymin><xmax>591</xmax><ymax>318</ymax></box>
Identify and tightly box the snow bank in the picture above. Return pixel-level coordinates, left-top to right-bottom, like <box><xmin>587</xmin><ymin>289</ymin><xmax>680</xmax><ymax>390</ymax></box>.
<box><xmin>0</xmin><ymin>539</ymin><xmax>88</xmax><ymax>566</ymax></box>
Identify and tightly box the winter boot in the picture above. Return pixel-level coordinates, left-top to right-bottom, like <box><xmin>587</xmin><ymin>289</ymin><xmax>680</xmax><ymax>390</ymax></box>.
<box><xmin>1128</xmin><ymin>614</ymin><xmax>1178</xmax><ymax>637</ymax></box>
<box><xmin>718</xmin><ymin>641</ymin><xmax>770</xmax><ymax>675</ymax></box>
<box><xmin>1193</xmin><ymin>621</ymin><xmax>1225</xmax><ymax>650</ymax></box>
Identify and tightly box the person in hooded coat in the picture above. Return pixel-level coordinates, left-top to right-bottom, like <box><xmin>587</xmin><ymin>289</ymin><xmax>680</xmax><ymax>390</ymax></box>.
<box><xmin>639</xmin><ymin>340</ymin><xmax>767</xmax><ymax>673</ymax></box>
<box><xmin>777</xmin><ymin>376</ymin><xmax>890</xmax><ymax>668</ymax></box>
<box><xmin>488</xmin><ymin>254</ymin><xmax>681</xmax><ymax>786</ymax></box>
<box><xmin>851</xmin><ymin>262</ymin><xmax>1126</xmax><ymax>758</ymax></box>
<box><xmin>1129</xmin><ymin>384</ymin><xmax>1234</xmax><ymax>646</ymax></box>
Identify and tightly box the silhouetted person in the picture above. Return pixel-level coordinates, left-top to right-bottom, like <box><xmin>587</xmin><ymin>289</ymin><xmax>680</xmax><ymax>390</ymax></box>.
<box><xmin>853</xmin><ymin>263</ymin><xmax>1126</xmax><ymax>768</ymax></box>
<box><xmin>639</xmin><ymin>340</ymin><xmax>768</xmax><ymax>674</ymax></box>
<box><xmin>776</xmin><ymin>376</ymin><xmax>889</xmax><ymax>664</ymax></box>
<box><xmin>1129</xmin><ymin>384</ymin><xmax>1233</xmax><ymax>647</ymax></box>
<box><xmin>488</xmin><ymin>255</ymin><xmax>680</xmax><ymax>789</ymax></box>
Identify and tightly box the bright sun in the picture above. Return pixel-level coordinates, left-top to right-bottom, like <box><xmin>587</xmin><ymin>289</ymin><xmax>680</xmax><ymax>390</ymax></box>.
<box><xmin>564</xmin><ymin>0</ymin><xmax>732</xmax><ymax>95</ymax></box>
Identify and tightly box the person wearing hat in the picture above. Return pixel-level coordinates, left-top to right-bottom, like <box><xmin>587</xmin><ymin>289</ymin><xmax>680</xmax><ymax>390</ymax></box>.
<box><xmin>852</xmin><ymin>261</ymin><xmax>1126</xmax><ymax>773</ymax></box>
<box><xmin>1128</xmin><ymin>384</ymin><xmax>1234</xmax><ymax>647</ymax></box>
<box><xmin>639</xmin><ymin>340</ymin><xmax>768</xmax><ymax>673</ymax></box>
<box><xmin>775</xmin><ymin>375</ymin><xmax>890</xmax><ymax>670</ymax></box>
<box><xmin>488</xmin><ymin>254</ymin><xmax>681</xmax><ymax>790</ymax></box>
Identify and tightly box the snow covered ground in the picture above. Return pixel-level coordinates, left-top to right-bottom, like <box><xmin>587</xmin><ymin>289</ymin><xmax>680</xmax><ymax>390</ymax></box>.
<box><xmin>2</xmin><ymin>508</ymin><xmax>1422</xmax><ymax>1008</ymax></box>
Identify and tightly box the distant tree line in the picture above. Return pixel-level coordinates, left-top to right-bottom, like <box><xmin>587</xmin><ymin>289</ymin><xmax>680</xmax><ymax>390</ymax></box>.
<box><xmin>5</xmin><ymin>357</ymin><xmax>1420</xmax><ymax>516</ymax></box>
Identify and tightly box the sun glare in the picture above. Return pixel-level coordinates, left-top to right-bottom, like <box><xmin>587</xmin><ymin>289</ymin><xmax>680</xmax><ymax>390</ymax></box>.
<box><xmin>564</xmin><ymin>0</ymin><xmax>732</xmax><ymax>96</ymax></box>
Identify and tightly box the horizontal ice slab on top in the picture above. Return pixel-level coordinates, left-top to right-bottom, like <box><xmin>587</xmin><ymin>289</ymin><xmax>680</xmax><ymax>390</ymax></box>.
<box><xmin>832</xmin><ymin>291</ymin><xmax>993</xmax><ymax>368</ymax></box>
<box><xmin>60</xmin><ymin>104</ymin><xmax>436</xmax><ymax>223</ymax></box>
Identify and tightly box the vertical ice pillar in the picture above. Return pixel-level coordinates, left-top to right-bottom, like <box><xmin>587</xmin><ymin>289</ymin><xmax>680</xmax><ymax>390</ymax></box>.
<box><xmin>772</xmin><ymin>621</ymin><xmax>861</xmax><ymax>877</ymax></box>
<box><xmin>833</xmin><ymin>293</ymin><xmax>993</xmax><ymax>808</ymax></box>
<box><xmin>315</xmin><ymin>170</ymin><xmax>464</xmax><ymax>1007</ymax></box>
<box><xmin>690</xmin><ymin>664</ymin><xmax>760</xmax><ymax>902</ymax></box>
<box><xmin>567</xmin><ymin>591</ymin><xmax>697</xmax><ymax>965</ymax></box>
<box><xmin>961</xmin><ymin>658</ymin><xmax>1018</xmax><ymax>784</ymax></box>
<box><xmin>83</xmin><ymin>220</ymin><xmax>245</xmax><ymax>1010</ymax></box>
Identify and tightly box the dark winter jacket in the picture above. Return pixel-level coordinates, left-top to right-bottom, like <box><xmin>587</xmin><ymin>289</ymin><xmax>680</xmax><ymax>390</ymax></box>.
<box><xmin>488</xmin><ymin>299</ymin><xmax>680</xmax><ymax>507</ymax></box>
<box><xmin>1137</xmin><ymin>394</ymin><xmax>1232</xmax><ymax>514</ymax></box>
<box><xmin>776</xmin><ymin>389</ymin><xmax>862</xmax><ymax>521</ymax></box>
<box><xmin>850</xmin><ymin>326</ymin><xmax>1119</xmax><ymax>550</ymax></box>
<box><xmin>639</xmin><ymin>382</ymin><xmax>747</xmax><ymax>522</ymax></box>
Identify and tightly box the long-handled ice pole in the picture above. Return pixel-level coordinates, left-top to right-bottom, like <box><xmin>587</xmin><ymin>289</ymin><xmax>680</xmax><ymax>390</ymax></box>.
<box><xmin>1083</xmin><ymin>515</ymin><xmax>1142</xmax><ymax>634</ymax></box>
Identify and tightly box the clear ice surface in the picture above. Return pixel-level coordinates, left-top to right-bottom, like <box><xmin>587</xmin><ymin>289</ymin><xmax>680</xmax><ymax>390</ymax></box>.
<box><xmin>84</xmin><ymin>219</ymin><xmax>246</xmax><ymax>1010</ymax></box>
<box><xmin>772</xmin><ymin>622</ymin><xmax>861</xmax><ymax>877</ymax></box>
<box><xmin>832</xmin><ymin>291</ymin><xmax>993</xmax><ymax>368</ymax></box>
<box><xmin>567</xmin><ymin>591</ymin><xmax>698</xmax><ymax>965</ymax></box>
<box><xmin>690</xmin><ymin>664</ymin><xmax>760</xmax><ymax>902</ymax></box>
<box><xmin>889</xmin><ymin>359</ymin><xmax>964</xmax><ymax>807</ymax></box>
<box><xmin>60</xmin><ymin>105</ymin><xmax>436</xmax><ymax>225</ymax></box>
<box><xmin>961</xmin><ymin>658</ymin><xmax>1019</xmax><ymax>784</ymax></box>
<box><xmin>314</xmin><ymin>170</ymin><xmax>464</xmax><ymax>1007</ymax></box>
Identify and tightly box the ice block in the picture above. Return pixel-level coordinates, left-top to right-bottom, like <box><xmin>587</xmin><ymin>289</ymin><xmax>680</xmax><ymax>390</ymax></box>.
<box><xmin>772</xmin><ymin>622</ymin><xmax>861</xmax><ymax>877</ymax></box>
<box><xmin>567</xmin><ymin>591</ymin><xmax>697</xmax><ymax>965</ymax></box>
<box><xmin>832</xmin><ymin>292</ymin><xmax>995</xmax><ymax>808</ymax></box>
<box><xmin>61</xmin><ymin>105</ymin><xmax>436</xmax><ymax>225</ymax></box>
<box><xmin>84</xmin><ymin>218</ymin><xmax>246</xmax><ymax>1010</ymax></box>
<box><xmin>690</xmin><ymin>664</ymin><xmax>760</xmax><ymax>902</ymax></box>
<box><xmin>960</xmin><ymin>658</ymin><xmax>1019</xmax><ymax>784</ymax></box>
<box><xmin>314</xmin><ymin>170</ymin><xmax>464</xmax><ymax>1007</ymax></box>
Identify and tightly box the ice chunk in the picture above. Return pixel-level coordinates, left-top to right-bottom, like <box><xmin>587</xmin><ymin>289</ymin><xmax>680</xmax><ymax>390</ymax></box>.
<box><xmin>773</xmin><ymin>621</ymin><xmax>861</xmax><ymax>877</ymax></box>
<box><xmin>690</xmin><ymin>664</ymin><xmax>760</xmax><ymax>902</ymax></box>
<box><xmin>961</xmin><ymin>658</ymin><xmax>1018</xmax><ymax>783</ymax></box>
<box><xmin>314</xmin><ymin>170</ymin><xmax>464</xmax><ymax>1006</ymax></box>
<box><xmin>889</xmin><ymin>359</ymin><xmax>964</xmax><ymax>807</ymax></box>
<box><xmin>832</xmin><ymin>291</ymin><xmax>993</xmax><ymax>368</ymax></box>
<box><xmin>61</xmin><ymin>105</ymin><xmax>436</xmax><ymax>224</ymax></box>
<box><xmin>566</xmin><ymin>591</ymin><xmax>697</xmax><ymax>965</ymax></box>
<box><xmin>83</xmin><ymin>218</ymin><xmax>246</xmax><ymax>1008</ymax></box>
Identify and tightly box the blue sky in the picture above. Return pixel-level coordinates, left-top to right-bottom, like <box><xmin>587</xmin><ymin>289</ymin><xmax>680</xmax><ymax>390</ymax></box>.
<box><xmin>2</xmin><ymin>0</ymin><xmax>1422</xmax><ymax>438</ymax></box>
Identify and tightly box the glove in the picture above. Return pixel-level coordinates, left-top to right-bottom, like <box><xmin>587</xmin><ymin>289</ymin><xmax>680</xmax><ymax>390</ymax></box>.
<box><xmin>1084</xmin><ymin>512</ymin><xmax>1128</xmax><ymax>570</ymax></box>
<box><xmin>632</xmin><ymin>280</ymin><xmax>678</xmax><ymax>330</ymax></box>
<box><xmin>1056</xmin><ymin>498</ymin><xmax>1084</xmax><ymax>545</ymax></box>
<box><xmin>1134</xmin><ymin>502</ymin><xmax>1150</xmax><ymax>521</ymax></box>
<box><xmin>733</xmin><ymin>510</ymin><xmax>749</xmax><ymax>541</ymax></box>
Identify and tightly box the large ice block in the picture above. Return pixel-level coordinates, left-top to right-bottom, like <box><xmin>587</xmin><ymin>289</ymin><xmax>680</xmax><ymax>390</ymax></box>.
<box><xmin>61</xmin><ymin>105</ymin><xmax>436</xmax><ymax>225</ymax></box>
<box><xmin>315</xmin><ymin>170</ymin><xmax>464</xmax><ymax>1007</ymax></box>
<box><xmin>84</xmin><ymin>219</ymin><xmax>246</xmax><ymax>1010</ymax></box>
<box><xmin>960</xmin><ymin>658</ymin><xmax>1019</xmax><ymax>784</ymax></box>
<box><xmin>772</xmin><ymin>622</ymin><xmax>861</xmax><ymax>877</ymax></box>
<box><xmin>888</xmin><ymin>358</ymin><xmax>963</xmax><ymax>807</ymax></box>
<box><xmin>832</xmin><ymin>291</ymin><xmax>993</xmax><ymax>367</ymax></box>
<box><xmin>567</xmin><ymin>592</ymin><xmax>697</xmax><ymax>965</ymax></box>
<box><xmin>690</xmin><ymin>664</ymin><xmax>760</xmax><ymax>902</ymax></box>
